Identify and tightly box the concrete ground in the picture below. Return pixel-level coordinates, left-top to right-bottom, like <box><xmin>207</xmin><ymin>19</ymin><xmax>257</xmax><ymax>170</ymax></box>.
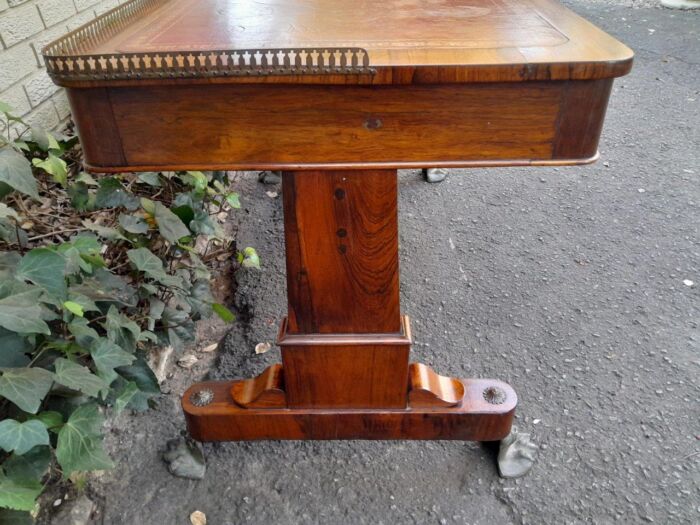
<box><xmin>87</xmin><ymin>3</ymin><xmax>698</xmax><ymax>524</ymax></box>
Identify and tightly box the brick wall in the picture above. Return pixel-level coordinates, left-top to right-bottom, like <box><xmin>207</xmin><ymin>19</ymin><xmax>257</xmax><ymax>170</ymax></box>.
<box><xmin>0</xmin><ymin>0</ymin><xmax>125</xmax><ymax>135</ymax></box>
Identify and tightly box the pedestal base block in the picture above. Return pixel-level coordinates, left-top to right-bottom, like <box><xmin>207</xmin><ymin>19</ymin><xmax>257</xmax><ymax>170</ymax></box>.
<box><xmin>182</xmin><ymin>377</ymin><xmax>516</xmax><ymax>442</ymax></box>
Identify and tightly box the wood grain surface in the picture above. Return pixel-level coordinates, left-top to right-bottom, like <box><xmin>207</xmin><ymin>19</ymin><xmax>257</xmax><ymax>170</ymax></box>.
<box><xmin>408</xmin><ymin>363</ymin><xmax>466</xmax><ymax>408</ymax></box>
<box><xmin>282</xmin><ymin>170</ymin><xmax>401</xmax><ymax>334</ymax></box>
<box><xmin>46</xmin><ymin>0</ymin><xmax>633</xmax><ymax>86</ymax></box>
<box><xmin>230</xmin><ymin>364</ymin><xmax>287</xmax><ymax>408</ymax></box>
<box><xmin>183</xmin><ymin>377</ymin><xmax>517</xmax><ymax>441</ymax></box>
<box><xmin>278</xmin><ymin>316</ymin><xmax>412</xmax><ymax>409</ymax></box>
<box><xmin>71</xmin><ymin>79</ymin><xmax>613</xmax><ymax>171</ymax></box>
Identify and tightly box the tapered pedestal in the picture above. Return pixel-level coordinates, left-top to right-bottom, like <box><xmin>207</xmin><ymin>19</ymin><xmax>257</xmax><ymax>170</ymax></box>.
<box><xmin>183</xmin><ymin>169</ymin><xmax>517</xmax><ymax>443</ymax></box>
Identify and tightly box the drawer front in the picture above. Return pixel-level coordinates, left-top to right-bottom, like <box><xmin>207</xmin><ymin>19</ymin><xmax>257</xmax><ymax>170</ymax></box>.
<box><xmin>69</xmin><ymin>79</ymin><xmax>612</xmax><ymax>172</ymax></box>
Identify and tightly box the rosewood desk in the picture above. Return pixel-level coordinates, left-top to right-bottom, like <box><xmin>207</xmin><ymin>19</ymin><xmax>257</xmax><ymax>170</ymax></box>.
<box><xmin>44</xmin><ymin>0</ymin><xmax>632</xmax><ymax>444</ymax></box>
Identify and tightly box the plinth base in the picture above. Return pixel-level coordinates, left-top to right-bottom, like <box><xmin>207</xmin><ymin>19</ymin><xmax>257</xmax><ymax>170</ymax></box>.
<box><xmin>182</xmin><ymin>377</ymin><xmax>516</xmax><ymax>442</ymax></box>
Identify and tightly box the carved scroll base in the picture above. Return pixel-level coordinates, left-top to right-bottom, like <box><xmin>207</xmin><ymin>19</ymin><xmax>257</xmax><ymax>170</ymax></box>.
<box><xmin>182</xmin><ymin>374</ymin><xmax>516</xmax><ymax>442</ymax></box>
<box><xmin>230</xmin><ymin>363</ymin><xmax>286</xmax><ymax>408</ymax></box>
<box><xmin>408</xmin><ymin>362</ymin><xmax>465</xmax><ymax>408</ymax></box>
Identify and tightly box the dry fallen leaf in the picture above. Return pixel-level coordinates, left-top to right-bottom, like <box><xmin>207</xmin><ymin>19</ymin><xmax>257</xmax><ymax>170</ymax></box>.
<box><xmin>151</xmin><ymin>345</ymin><xmax>174</xmax><ymax>383</ymax></box>
<box><xmin>200</xmin><ymin>343</ymin><xmax>218</xmax><ymax>353</ymax></box>
<box><xmin>255</xmin><ymin>342</ymin><xmax>272</xmax><ymax>354</ymax></box>
<box><xmin>177</xmin><ymin>354</ymin><xmax>198</xmax><ymax>369</ymax></box>
<box><xmin>190</xmin><ymin>510</ymin><xmax>207</xmax><ymax>525</ymax></box>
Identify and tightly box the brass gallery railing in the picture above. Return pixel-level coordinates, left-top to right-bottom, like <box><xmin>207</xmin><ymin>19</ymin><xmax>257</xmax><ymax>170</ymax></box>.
<box><xmin>42</xmin><ymin>0</ymin><xmax>373</xmax><ymax>82</ymax></box>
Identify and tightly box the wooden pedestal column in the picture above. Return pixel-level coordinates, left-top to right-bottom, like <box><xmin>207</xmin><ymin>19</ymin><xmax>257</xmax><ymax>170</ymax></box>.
<box><xmin>281</xmin><ymin>170</ymin><xmax>408</xmax><ymax>409</ymax></box>
<box><xmin>183</xmin><ymin>170</ymin><xmax>516</xmax><ymax>441</ymax></box>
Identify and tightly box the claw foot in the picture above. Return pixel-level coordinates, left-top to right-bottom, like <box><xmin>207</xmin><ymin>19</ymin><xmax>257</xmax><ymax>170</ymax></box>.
<box><xmin>497</xmin><ymin>427</ymin><xmax>538</xmax><ymax>478</ymax></box>
<box><xmin>422</xmin><ymin>168</ymin><xmax>448</xmax><ymax>183</ymax></box>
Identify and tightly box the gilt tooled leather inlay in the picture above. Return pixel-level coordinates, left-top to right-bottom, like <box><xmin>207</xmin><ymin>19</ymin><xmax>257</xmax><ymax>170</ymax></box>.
<box><xmin>41</xmin><ymin>0</ymin><xmax>575</xmax><ymax>82</ymax></box>
<box><xmin>114</xmin><ymin>0</ymin><xmax>565</xmax><ymax>52</ymax></box>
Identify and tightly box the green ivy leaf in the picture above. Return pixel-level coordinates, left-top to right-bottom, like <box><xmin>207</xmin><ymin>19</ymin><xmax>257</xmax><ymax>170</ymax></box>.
<box><xmin>138</xmin><ymin>330</ymin><xmax>158</xmax><ymax>343</ymax></box>
<box><xmin>1</xmin><ymin>445</ymin><xmax>50</xmax><ymax>518</ymax></box>
<box><xmin>239</xmin><ymin>246</ymin><xmax>261</xmax><ymax>269</ymax></box>
<box><xmin>0</xmin><ymin>328</ymin><xmax>30</xmax><ymax>367</ymax></box>
<box><xmin>139</xmin><ymin>283</ymin><xmax>158</xmax><ymax>296</ymax></box>
<box><xmin>171</xmin><ymin>204</ymin><xmax>195</xmax><ymax>228</ymax></box>
<box><xmin>0</xmin><ymin>474</ymin><xmax>42</xmax><ymax>511</ymax></box>
<box><xmin>161</xmin><ymin>307</ymin><xmax>194</xmax><ymax>350</ymax></box>
<box><xmin>32</xmin><ymin>153</ymin><xmax>68</xmax><ymax>187</ymax></box>
<box><xmin>16</xmin><ymin>247</ymin><xmax>67</xmax><ymax>299</ymax></box>
<box><xmin>118</xmin><ymin>213</ymin><xmax>148</xmax><ymax>234</ymax></box>
<box><xmin>127</xmin><ymin>247</ymin><xmax>165</xmax><ymax>279</ymax></box>
<box><xmin>59</xmin><ymin>246</ymin><xmax>90</xmax><ymax>275</ymax></box>
<box><xmin>0</xmin><ymin>251</ymin><xmax>20</xmax><ymax>280</ymax></box>
<box><xmin>67</xmin><ymin>317</ymin><xmax>99</xmax><ymax>347</ymax></box>
<box><xmin>139</xmin><ymin>197</ymin><xmax>155</xmax><ymax>215</ymax></box>
<box><xmin>147</xmin><ymin>298</ymin><xmax>165</xmax><ymax>331</ymax></box>
<box><xmin>105</xmin><ymin>306</ymin><xmax>141</xmax><ymax>351</ymax></box>
<box><xmin>2</xmin><ymin>444</ymin><xmax>51</xmax><ymax>483</ymax></box>
<box><xmin>153</xmin><ymin>202</ymin><xmax>190</xmax><ymax>244</ymax></box>
<box><xmin>75</xmin><ymin>171</ymin><xmax>98</xmax><ymax>186</ymax></box>
<box><xmin>183</xmin><ymin>171</ymin><xmax>208</xmax><ymax>193</ymax></box>
<box><xmin>70</xmin><ymin>269</ymin><xmax>136</xmax><ymax>307</ymax></box>
<box><xmin>0</xmin><ymin>182</ymin><xmax>13</xmax><ymax>199</ymax></box>
<box><xmin>0</xmin><ymin>419</ymin><xmax>49</xmax><ymax>455</ymax></box>
<box><xmin>30</xmin><ymin>412</ymin><xmax>63</xmax><ymax>432</ymax></box>
<box><xmin>137</xmin><ymin>172</ymin><xmax>161</xmax><ymax>186</ymax></box>
<box><xmin>95</xmin><ymin>177</ymin><xmax>139</xmax><ymax>210</ymax></box>
<box><xmin>159</xmin><ymin>272</ymin><xmax>186</xmax><ymax>290</ymax></box>
<box><xmin>225</xmin><ymin>192</ymin><xmax>241</xmax><ymax>208</ymax></box>
<box><xmin>115</xmin><ymin>357</ymin><xmax>160</xmax><ymax>412</ymax></box>
<box><xmin>62</xmin><ymin>300</ymin><xmax>84</xmax><ymax>317</ymax></box>
<box><xmin>114</xmin><ymin>381</ymin><xmax>139</xmax><ymax>413</ymax></box>
<box><xmin>0</xmin><ymin>202</ymin><xmax>19</xmax><ymax>221</ymax></box>
<box><xmin>90</xmin><ymin>339</ymin><xmax>135</xmax><ymax>384</ymax></box>
<box><xmin>187</xmin><ymin>279</ymin><xmax>214</xmax><ymax>317</ymax></box>
<box><xmin>0</xmin><ymin>287</ymin><xmax>50</xmax><ymax>334</ymax></box>
<box><xmin>30</xmin><ymin>127</ymin><xmax>60</xmax><ymax>152</ymax></box>
<box><xmin>0</xmin><ymin>368</ymin><xmax>55</xmax><ymax>414</ymax></box>
<box><xmin>53</xmin><ymin>358</ymin><xmax>109</xmax><ymax>398</ymax></box>
<box><xmin>81</xmin><ymin>219</ymin><xmax>128</xmax><ymax>242</ymax></box>
<box><xmin>63</xmin><ymin>233</ymin><xmax>101</xmax><ymax>257</ymax></box>
<box><xmin>66</xmin><ymin>292</ymin><xmax>99</xmax><ymax>314</ymax></box>
<box><xmin>212</xmin><ymin>303</ymin><xmax>236</xmax><ymax>323</ymax></box>
<box><xmin>0</xmin><ymin>509</ymin><xmax>34</xmax><ymax>524</ymax></box>
<box><xmin>186</xmin><ymin>253</ymin><xmax>210</xmax><ymax>281</ymax></box>
<box><xmin>0</xmin><ymin>148</ymin><xmax>39</xmax><ymax>199</ymax></box>
<box><xmin>189</xmin><ymin>210</ymin><xmax>217</xmax><ymax>236</ymax></box>
<box><xmin>67</xmin><ymin>181</ymin><xmax>91</xmax><ymax>211</ymax></box>
<box><xmin>56</xmin><ymin>404</ymin><xmax>114</xmax><ymax>476</ymax></box>
<box><xmin>0</xmin><ymin>217</ymin><xmax>22</xmax><ymax>244</ymax></box>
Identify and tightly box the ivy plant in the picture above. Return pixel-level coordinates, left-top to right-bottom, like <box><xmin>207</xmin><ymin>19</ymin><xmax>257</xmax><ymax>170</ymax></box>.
<box><xmin>0</xmin><ymin>102</ymin><xmax>259</xmax><ymax>520</ymax></box>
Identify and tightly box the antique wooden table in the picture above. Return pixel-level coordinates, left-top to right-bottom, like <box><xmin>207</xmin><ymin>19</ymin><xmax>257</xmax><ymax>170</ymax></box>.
<box><xmin>45</xmin><ymin>0</ymin><xmax>632</xmax><ymax>443</ymax></box>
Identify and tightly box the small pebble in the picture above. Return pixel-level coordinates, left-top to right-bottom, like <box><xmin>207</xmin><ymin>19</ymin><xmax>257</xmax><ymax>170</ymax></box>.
<box><xmin>255</xmin><ymin>342</ymin><xmax>272</xmax><ymax>354</ymax></box>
